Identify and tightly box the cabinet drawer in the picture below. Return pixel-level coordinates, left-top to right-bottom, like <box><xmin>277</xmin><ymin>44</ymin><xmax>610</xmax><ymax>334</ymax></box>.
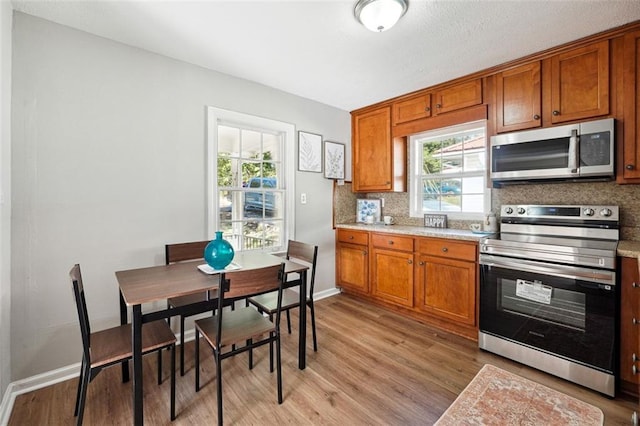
<box><xmin>372</xmin><ymin>233</ymin><xmax>414</xmax><ymax>252</ymax></box>
<box><xmin>337</xmin><ymin>229</ymin><xmax>369</xmax><ymax>245</ymax></box>
<box><xmin>417</xmin><ymin>238</ymin><xmax>476</xmax><ymax>262</ymax></box>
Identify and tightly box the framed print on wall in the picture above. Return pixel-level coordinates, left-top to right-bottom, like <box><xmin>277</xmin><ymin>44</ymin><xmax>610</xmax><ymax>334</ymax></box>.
<box><xmin>324</xmin><ymin>141</ymin><xmax>345</xmax><ymax>179</ymax></box>
<box><xmin>298</xmin><ymin>131</ymin><xmax>322</xmax><ymax>172</ymax></box>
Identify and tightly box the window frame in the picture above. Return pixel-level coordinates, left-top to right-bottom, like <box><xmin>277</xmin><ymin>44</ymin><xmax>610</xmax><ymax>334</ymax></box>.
<box><xmin>206</xmin><ymin>106</ymin><xmax>295</xmax><ymax>252</ymax></box>
<box><xmin>408</xmin><ymin>120</ymin><xmax>490</xmax><ymax>220</ymax></box>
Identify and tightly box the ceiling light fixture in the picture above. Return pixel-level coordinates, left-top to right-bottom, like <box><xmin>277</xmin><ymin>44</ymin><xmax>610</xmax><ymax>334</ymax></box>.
<box><xmin>354</xmin><ymin>0</ymin><xmax>408</xmax><ymax>33</ymax></box>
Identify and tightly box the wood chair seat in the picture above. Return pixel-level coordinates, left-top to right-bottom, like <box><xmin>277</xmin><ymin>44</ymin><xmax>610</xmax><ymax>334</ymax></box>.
<box><xmin>90</xmin><ymin>321</ymin><xmax>177</xmax><ymax>369</ymax></box>
<box><xmin>195</xmin><ymin>307</ymin><xmax>275</xmax><ymax>350</ymax></box>
<box><xmin>249</xmin><ymin>288</ymin><xmax>306</xmax><ymax>314</ymax></box>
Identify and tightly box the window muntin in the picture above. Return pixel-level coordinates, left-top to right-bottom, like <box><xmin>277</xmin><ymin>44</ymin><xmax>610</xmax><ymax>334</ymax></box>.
<box><xmin>410</xmin><ymin>121</ymin><xmax>489</xmax><ymax>219</ymax></box>
<box><xmin>208</xmin><ymin>108</ymin><xmax>294</xmax><ymax>252</ymax></box>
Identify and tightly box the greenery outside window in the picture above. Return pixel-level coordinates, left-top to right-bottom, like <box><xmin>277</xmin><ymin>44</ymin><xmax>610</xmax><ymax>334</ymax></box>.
<box><xmin>409</xmin><ymin>121</ymin><xmax>489</xmax><ymax>219</ymax></box>
<box><xmin>207</xmin><ymin>107</ymin><xmax>295</xmax><ymax>252</ymax></box>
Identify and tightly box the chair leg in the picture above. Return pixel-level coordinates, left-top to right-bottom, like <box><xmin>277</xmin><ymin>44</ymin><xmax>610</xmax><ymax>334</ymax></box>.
<box><xmin>76</xmin><ymin>361</ymin><xmax>91</xmax><ymax>425</ymax></box>
<box><xmin>74</xmin><ymin>357</ymin><xmax>86</xmax><ymax>416</ymax></box>
<box><xmin>195</xmin><ymin>329</ymin><xmax>201</xmax><ymax>392</ymax></box>
<box><xmin>309</xmin><ymin>301</ymin><xmax>318</xmax><ymax>352</ymax></box>
<box><xmin>215</xmin><ymin>351</ymin><xmax>223</xmax><ymax>426</ymax></box>
<box><xmin>248</xmin><ymin>338</ymin><xmax>253</xmax><ymax>370</ymax></box>
<box><xmin>180</xmin><ymin>315</ymin><xmax>186</xmax><ymax>376</ymax></box>
<box><xmin>276</xmin><ymin>333</ymin><xmax>283</xmax><ymax>404</ymax></box>
<box><xmin>269</xmin><ymin>314</ymin><xmax>274</xmax><ymax>372</ymax></box>
<box><xmin>157</xmin><ymin>348</ymin><xmax>163</xmax><ymax>385</ymax></box>
<box><xmin>170</xmin><ymin>343</ymin><xmax>176</xmax><ymax>421</ymax></box>
<box><xmin>286</xmin><ymin>309</ymin><xmax>292</xmax><ymax>334</ymax></box>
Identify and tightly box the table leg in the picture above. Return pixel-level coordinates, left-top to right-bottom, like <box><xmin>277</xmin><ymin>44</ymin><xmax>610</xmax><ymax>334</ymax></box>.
<box><xmin>298</xmin><ymin>269</ymin><xmax>307</xmax><ymax>370</ymax></box>
<box><xmin>132</xmin><ymin>304</ymin><xmax>143</xmax><ymax>426</ymax></box>
<box><xmin>119</xmin><ymin>293</ymin><xmax>129</xmax><ymax>382</ymax></box>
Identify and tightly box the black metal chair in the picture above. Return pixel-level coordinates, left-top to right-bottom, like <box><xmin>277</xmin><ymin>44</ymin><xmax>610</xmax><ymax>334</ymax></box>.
<box><xmin>70</xmin><ymin>264</ymin><xmax>176</xmax><ymax>425</ymax></box>
<box><xmin>194</xmin><ymin>263</ymin><xmax>286</xmax><ymax>426</ymax></box>
<box><xmin>248</xmin><ymin>240</ymin><xmax>319</xmax><ymax>352</ymax></box>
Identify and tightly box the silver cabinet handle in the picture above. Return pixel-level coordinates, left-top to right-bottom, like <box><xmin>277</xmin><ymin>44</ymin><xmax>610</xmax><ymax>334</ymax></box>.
<box><xmin>633</xmin><ymin>365</ymin><xmax>638</xmax><ymax>375</ymax></box>
<box><xmin>388</xmin><ymin>240</ymin><xmax>394</xmax><ymax>245</ymax></box>
<box><xmin>407</xmin><ymin>259</ymin><xmax>413</xmax><ymax>265</ymax></box>
<box><xmin>634</xmin><ymin>318</ymin><xmax>639</xmax><ymax>325</ymax></box>
<box><xmin>419</xmin><ymin>261</ymin><xmax>425</xmax><ymax>266</ymax></box>
<box><xmin>633</xmin><ymin>282</ymin><xmax>639</xmax><ymax>288</ymax></box>
<box><xmin>633</xmin><ymin>353</ymin><xmax>638</xmax><ymax>362</ymax></box>
<box><xmin>442</xmin><ymin>247</ymin><xmax>448</xmax><ymax>252</ymax></box>
<box><xmin>633</xmin><ymin>411</ymin><xmax>638</xmax><ymax>426</ymax></box>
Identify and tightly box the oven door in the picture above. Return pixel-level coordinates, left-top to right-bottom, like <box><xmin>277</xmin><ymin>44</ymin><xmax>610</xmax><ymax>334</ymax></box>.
<box><xmin>479</xmin><ymin>254</ymin><xmax>617</xmax><ymax>373</ymax></box>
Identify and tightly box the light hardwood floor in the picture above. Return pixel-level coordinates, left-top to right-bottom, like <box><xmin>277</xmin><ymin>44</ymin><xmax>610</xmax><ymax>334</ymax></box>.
<box><xmin>8</xmin><ymin>294</ymin><xmax>636</xmax><ymax>425</ymax></box>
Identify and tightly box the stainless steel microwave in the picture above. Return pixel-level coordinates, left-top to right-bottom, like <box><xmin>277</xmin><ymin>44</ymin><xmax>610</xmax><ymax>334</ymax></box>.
<box><xmin>490</xmin><ymin>118</ymin><xmax>614</xmax><ymax>186</ymax></box>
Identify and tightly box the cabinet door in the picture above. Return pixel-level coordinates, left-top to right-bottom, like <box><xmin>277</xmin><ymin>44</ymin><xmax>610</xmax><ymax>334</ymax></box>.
<box><xmin>336</xmin><ymin>242</ymin><xmax>369</xmax><ymax>294</ymax></box>
<box><xmin>434</xmin><ymin>79</ymin><xmax>482</xmax><ymax>115</ymax></box>
<box><xmin>549</xmin><ymin>40</ymin><xmax>610</xmax><ymax>124</ymax></box>
<box><xmin>371</xmin><ymin>248</ymin><xmax>414</xmax><ymax>307</ymax></box>
<box><xmin>621</xmin><ymin>257</ymin><xmax>640</xmax><ymax>387</ymax></box>
<box><xmin>393</xmin><ymin>92</ymin><xmax>432</xmax><ymax>125</ymax></box>
<box><xmin>352</xmin><ymin>106</ymin><xmax>392</xmax><ymax>192</ymax></box>
<box><xmin>623</xmin><ymin>30</ymin><xmax>640</xmax><ymax>179</ymax></box>
<box><xmin>496</xmin><ymin>62</ymin><xmax>542</xmax><ymax>132</ymax></box>
<box><xmin>415</xmin><ymin>254</ymin><xmax>476</xmax><ymax>326</ymax></box>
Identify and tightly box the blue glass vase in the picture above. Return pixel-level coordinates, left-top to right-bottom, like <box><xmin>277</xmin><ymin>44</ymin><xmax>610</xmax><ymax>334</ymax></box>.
<box><xmin>204</xmin><ymin>231</ymin><xmax>235</xmax><ymax>270</ymax></box>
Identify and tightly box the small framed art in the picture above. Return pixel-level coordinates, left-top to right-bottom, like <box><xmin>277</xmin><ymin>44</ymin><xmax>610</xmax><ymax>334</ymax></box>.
<box><xmin>324</xmin><ymin>141</ymin><xmax>345</xmax><ymax>179</ymax></box>
<box><xmin>356</xmin><ymin>199</ymin><xmax>382</xmax><ymax>223</ymax></box>
<box><xmin>298</xmin><ymin>131</ymin><xmax>322</xmax><ymax>173</ymax></box>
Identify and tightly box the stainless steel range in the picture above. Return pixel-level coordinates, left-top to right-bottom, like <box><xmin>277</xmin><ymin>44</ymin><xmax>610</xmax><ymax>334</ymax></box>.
<box><xmin>479</xmin><ymin>204</ymin><xmax>619</xmax><ymax>397</ymax></box>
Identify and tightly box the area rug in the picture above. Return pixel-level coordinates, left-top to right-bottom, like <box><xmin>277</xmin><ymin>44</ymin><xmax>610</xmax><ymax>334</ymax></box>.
<box><xmin>434</xmin><ymin>364</ymin><xmax>604</xmax><ymax>426</ymax></box>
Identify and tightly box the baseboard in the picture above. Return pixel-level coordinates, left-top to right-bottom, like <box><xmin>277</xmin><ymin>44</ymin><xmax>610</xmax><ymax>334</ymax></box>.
<box><xmin>0</xmin><ymin>288</ymin><xmax>341</xmax><ymax>425</ymax></box>
<box><xmin>0</xmin><ymin>362</ymin><xmax>80</xmax><ymax>426</ymax></box>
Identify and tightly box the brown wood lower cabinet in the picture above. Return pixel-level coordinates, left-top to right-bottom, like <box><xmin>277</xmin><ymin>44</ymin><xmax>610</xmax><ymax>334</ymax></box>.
<box><xmin>371</xmin><ymin>233</ymin><xmax>414</xmax><ymax>307</ymax></box>
<box><xmin>620</xmin><ymin>256</ymin><xmax>640</xmax><ymax>396</ymax></box>
<box><xmin>414</xmin><ymin>238</ymin><xmax>477</xmax><ymax>327</ymax></box>
<box><xmin>336</xmin><ymin>229</ymin><xmax>479</xmax><ymax>339</ymax></box>
<box><xmin>336</xmin><ymin>229</ymin><xmax>369</xmax><ymax>294</ymax></box>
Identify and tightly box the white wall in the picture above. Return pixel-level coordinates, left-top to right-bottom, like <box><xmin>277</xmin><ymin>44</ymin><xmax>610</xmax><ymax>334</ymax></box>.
<box><xmin>1</xmin><ymin>1</ymin><xmax>12</xmax><ymax>397</ymax></box>
<box><xmin>11</xmin><ymin>12</ymin><xmax>350</xmax><ymax>380</ymax></box>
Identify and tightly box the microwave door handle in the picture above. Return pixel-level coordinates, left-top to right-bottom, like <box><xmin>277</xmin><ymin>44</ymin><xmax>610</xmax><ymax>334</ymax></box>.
<box><xmin>568</xmin><ymin>129</ymin><xmax>578</xmax><ymax>173</ymax></box>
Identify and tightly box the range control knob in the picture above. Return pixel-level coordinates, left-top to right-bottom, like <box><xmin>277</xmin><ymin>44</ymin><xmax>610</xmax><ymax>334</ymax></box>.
<box><xmin>517</xmin><ymin>207</ymin><xmax>526</xmax><ymax>215</ymax></box>
<box><xmin>583</xmin><ymin>208</ymin><xmax>595</xmax><ymax>216</ymax></box>
<box><xmin>504</xmin><ymin>207</ymin><xmax>513</xmax><ymax>214</ymax></box>
<box><xmin>600</xmin><ymin>208</ymin><xmax>612</xmax><ymax>217</ymax></box>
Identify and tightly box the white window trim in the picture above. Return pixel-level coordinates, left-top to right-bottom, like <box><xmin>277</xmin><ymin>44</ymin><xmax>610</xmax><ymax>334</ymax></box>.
<box><xmin>206</xmin><ymin>106</ymin><xmax>295</xmax><ymax>247</ymax></box>
<box><xmin>408</xmin><ymin>120</ymin><xmax>490</xmax><ymax>221</ymax></box>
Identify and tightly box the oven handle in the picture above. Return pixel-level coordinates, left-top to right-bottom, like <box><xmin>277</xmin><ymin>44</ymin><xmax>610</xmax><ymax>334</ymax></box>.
<box><xmin>479</xmin><ymin>254</ymin><xmax>616</xmax><ymax>286</ymax></box>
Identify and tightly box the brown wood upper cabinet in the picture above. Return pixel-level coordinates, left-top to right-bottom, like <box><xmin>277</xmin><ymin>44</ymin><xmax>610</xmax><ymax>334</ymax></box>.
<box><xmin>622</xmin><ymin>30</ymin><xmax>640</xmax><ymax>180</ymax></box>
<box><xmin>496</xmin><ymin>61</ymin><xmax>542</xmax><ymax>133</ymax></box>
<box><xmin>547</xmin><ymin>40</ymin><xmax>610</xmax><ymax>124</ymax></box>
<box><xmin>352</xmin><ymin>106</ymin><xmax>406</xmax><ymax>192</ymax></box>
<box><xmin>434</xmin><ymin>79</ymin><xmax>482</xmax><ymax>115</ymax></box>
<box><xmin>392</xmin><ymin>92</ymin><xmax>432</xmax><ymax>125</ymax></box>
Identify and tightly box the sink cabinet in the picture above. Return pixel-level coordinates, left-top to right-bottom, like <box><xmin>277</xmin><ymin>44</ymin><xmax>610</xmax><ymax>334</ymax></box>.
<box><xmin>414</xmin><ymin>238</ymin><xmax>477</xmax><ymax>327</ymax></box>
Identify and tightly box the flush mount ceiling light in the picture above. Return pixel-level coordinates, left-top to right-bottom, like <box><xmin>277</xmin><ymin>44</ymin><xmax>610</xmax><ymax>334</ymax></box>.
<box><xmin>354</xmin><ymin>0</ymin><xmax>408</xmax><ymax>33</ymax></box>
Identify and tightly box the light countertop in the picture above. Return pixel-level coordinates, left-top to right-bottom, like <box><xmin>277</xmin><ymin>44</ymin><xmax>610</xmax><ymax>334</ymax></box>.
<box><xmin>336</xmin><ymin>223</ymin><xmax>640</xmax><ymax>258</ymax></box>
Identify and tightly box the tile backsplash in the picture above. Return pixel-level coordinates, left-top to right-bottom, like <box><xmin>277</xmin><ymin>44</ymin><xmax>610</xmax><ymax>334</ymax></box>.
<box><xmin>334</xmin><ymin>180</ymin><xmax>640</xmax><ymax>241</ymax></box>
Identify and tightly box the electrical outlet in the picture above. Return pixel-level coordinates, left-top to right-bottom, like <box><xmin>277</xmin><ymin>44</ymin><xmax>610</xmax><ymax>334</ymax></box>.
<box><xmin>301</xmin><ymin>193</ymin><xmax>307</xmax><ymax>204</ymax></box>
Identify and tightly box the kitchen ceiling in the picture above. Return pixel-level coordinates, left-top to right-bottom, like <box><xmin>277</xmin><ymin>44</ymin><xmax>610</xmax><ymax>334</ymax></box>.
<box><xmin>10</xmin><ymin>0</ymin><xmax>640</xmax><ymax>112</ymax></box>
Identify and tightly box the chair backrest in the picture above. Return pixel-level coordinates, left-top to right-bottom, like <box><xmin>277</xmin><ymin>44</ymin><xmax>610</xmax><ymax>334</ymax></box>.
<box><xmin>286</xmin><ymin>240</ymin><xmax>318</xmax><ymax>295</ymax></box>
<box><xmin>165</xmin><ymin>240</ymin><xmax>209</xmax><ymax>265</ymax></box>
<box><xmin>70</xmin><ymin>264</ymin><xmax>92</xmax><ymax>363</ymax></box>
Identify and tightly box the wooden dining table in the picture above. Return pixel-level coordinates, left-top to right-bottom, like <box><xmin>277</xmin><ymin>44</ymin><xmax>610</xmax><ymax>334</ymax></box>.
<box><xmin>116</xmin><ymin>251</ymin><xmax>309</xmax><ymax>426</ymax></box>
